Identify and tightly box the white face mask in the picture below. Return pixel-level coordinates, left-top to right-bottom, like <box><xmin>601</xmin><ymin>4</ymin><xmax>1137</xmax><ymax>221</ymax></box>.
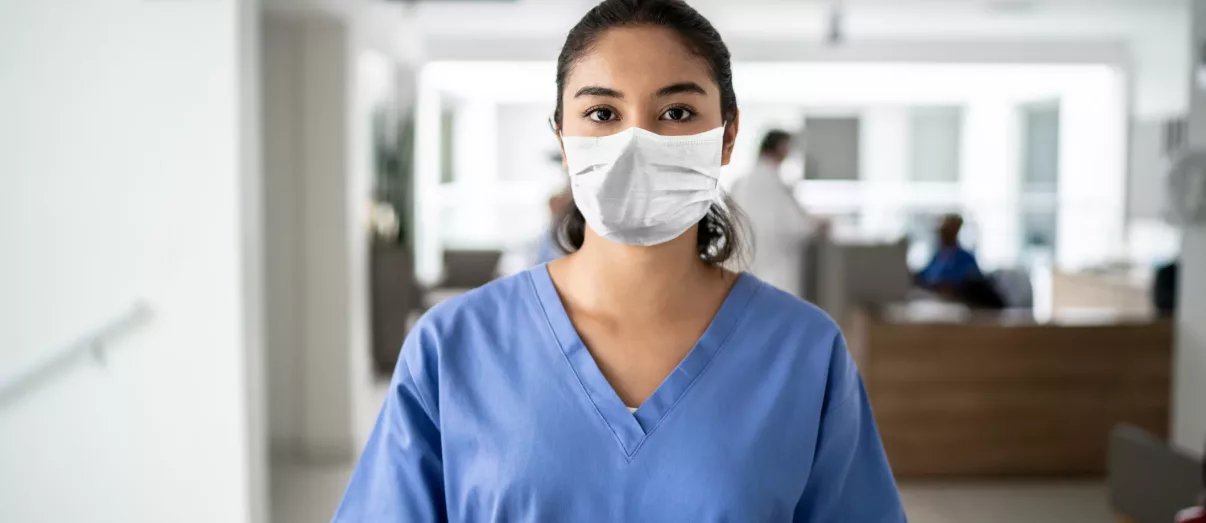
<box><xmin>560</xmin><ymin>126</ymin><xmax>725</xmax><ymax>246</ymax></box>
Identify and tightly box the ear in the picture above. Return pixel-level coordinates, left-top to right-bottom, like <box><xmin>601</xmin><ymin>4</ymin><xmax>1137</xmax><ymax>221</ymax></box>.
<box><xmin>721</xmin><ymin>109</ymin><xmax>740</xmax><ymax>166</ymax></box>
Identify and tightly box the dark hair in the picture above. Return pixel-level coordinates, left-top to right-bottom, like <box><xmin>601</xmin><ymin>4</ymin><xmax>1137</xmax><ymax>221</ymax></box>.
<box><xmin>759</xmin><ymin>130</ymin><xmax>792</xmax><ymax>156</ymax></box>
<box><xmin>552</xmin><ymin>0</ymin><xmax>743</xmax><ymax>265</ymax></box>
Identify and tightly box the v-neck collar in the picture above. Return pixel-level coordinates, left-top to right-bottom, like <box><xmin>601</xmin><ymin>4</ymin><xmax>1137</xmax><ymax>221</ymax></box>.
<box><xmin>528</xmin><ymin>264</ymin><xmax>761</xmax><ymax>460</ymax></box>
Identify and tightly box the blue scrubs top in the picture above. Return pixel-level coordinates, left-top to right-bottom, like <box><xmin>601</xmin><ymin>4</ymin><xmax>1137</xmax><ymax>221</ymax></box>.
<box><xmin>919</xmin><ymin>246</ymin><xmax>982</xmax><ymax>287</ymax></box>
<box><xmin>334</xmin><ymin>266</ymin><xmax>905</xmax><ymax>522</ymax></box>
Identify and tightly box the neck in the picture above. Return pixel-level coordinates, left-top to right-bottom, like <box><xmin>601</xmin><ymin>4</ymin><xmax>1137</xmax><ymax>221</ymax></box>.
<box><xmin>560</xmin><ymin>226</ymin><xmax>717</xmax><ymax>319</ymax></box>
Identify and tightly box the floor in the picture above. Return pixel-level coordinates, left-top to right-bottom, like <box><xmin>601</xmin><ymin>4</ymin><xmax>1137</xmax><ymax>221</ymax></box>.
<box><xmin>271</xmin><ymin>462</ymin><xmax>354</xmax><ymax>523</ymax></box>
<box><xmin>272</xmin><ymin>461</ymin><xmax>1113</xmax><ymax>523</ymax></box>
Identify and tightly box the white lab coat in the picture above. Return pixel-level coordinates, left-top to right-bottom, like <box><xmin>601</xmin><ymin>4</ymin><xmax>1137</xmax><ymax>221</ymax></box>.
<box><xmin>730</xmin><ymin>160</ymin><xmax>814</xmax><ymax>297</ymax></box>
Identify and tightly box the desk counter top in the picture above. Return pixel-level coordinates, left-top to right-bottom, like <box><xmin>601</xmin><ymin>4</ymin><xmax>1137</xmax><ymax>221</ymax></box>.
<box><xmin>866</xmin><ymin>302</ymin><xmax>1167</xmax><ymax>327</ymax></box>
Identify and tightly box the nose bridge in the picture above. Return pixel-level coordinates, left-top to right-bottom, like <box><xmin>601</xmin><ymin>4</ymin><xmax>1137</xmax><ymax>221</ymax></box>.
<box><xmin>626</xmin><ymin>104</ymin><xmax>659</xmax><ymax>133</ymax></box>
<box><xmin>624</xmin><ymin>87</ymin><xmax>663</xmax><ymax>133</ymax></box>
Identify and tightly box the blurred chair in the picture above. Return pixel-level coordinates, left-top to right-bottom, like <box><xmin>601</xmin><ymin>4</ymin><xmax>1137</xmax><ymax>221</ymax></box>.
<box><xmin>1108</xmin><ymin>424</ymin><xmax>1203</xmax><ymax>523</ymax></box>
<box><xmin>990</xmin><ymin>268</ymin><xmax>1034</xmax><ymax>308</ymax></box>
<box><xmin>370</xmin><ymin>242</ymin><xmax>423</xmax><ymax>373</ymax></box>
<box><xmin>814</xmin><ymin>238</ymin><xmax>912</xmax><ymax>325</ymax></box>
<box><xmin>371</xmin><ymin>247</ymin><xmax>505</xmax><ymax>372</ymax></box>
<box><xmin>424</xmin><ymin>249</ymin><xmax>504</xmax><ymax>309</ymax></box>
<box><xmin>439</xmin><ymin>249</ymin><xmax>503</xmax><ymax>289</ymax></box>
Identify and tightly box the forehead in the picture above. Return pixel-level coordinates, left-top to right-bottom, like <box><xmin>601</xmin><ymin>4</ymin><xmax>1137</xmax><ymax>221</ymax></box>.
<box><xmin>564</xmin><ymin>25</ymin><xmax>716</xmax><ymax>95</ymax></box>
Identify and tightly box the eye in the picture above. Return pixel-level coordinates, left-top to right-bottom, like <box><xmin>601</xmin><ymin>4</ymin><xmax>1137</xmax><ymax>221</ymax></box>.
<box><xmin>587</xmin><ymin>107</ymin><xmax>617</xmax><ymax>122</ymax></box>
<box><xmin>661</xmin><ymin>107</ymin><xmax>694</xmax><ymax>121</ymax></box>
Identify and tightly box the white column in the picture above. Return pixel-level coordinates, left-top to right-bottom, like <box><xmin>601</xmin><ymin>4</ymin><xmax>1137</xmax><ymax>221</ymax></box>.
<box><xmin>1056</xmin><ymin>68</ymin><xmax>1129</xmax><ymax>270</ymax></box>
<box><xmin>960</xmin><ymin>98</ymin><xmax>1021</xmax><ymax>269</ymax></box>
<box><xmin>0</xmin><ymin>0</ymin><xmax>263</xmax><ymax>520</ymax></box>
<box><xmin>446</xmin><ymin>99</ymin><xmax>502</xmax><ymax>248</ymax></box>
<box><xmin>859</xmin><ymin>106</ymin><xmax>909</xmax><ymax>239</ymax></box>
<box><xmin>414</xmin><ymin>72</ymin><xmax>444</xmax><ymax>285</ymax></box>
<box><xmin>261</xmin><ymin>12</ymin><xmax>362</xmax><ymax>461</ymax></box>
<box><xmin>1173</xmin><ymin>0</ymin><xmax>1206</xmax><ymax>458</ymax></box>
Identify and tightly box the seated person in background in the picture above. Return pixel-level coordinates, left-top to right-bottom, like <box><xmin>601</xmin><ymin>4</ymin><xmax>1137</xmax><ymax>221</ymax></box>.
<box><xmin>918</xmin><ymin>214</ymin><xmax>982</xmax><ymax>291</ymax></box>
<box><xmin>917</xmin><ymin>214</ymin><xmax>1003</xmax><ymax>308</ymax></box>
<box><xmin>1155</xmin><ymin>260</ymin><xmax>1179</xmax><ymax>316</ymax></box>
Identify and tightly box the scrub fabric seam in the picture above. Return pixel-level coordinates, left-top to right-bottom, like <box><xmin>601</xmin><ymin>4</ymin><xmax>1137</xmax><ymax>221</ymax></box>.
<box><xmin>524</xmin><ymin>269</ymin><xmax>634</xmax><ymax>461</ymax></box>
<box><xmin>623</xmin><ymin>278</ymin><xmax>766</xmax><ymax>459</ymax></box>
<box><xmin>818</xmin><ymin>334</ymin><xmax>861</xmax><ymax>416</ymax></box>
<box><xmin>401</xmin><ymin>357</ymin><xmax>437</xmax><ymax>423</ymax></box>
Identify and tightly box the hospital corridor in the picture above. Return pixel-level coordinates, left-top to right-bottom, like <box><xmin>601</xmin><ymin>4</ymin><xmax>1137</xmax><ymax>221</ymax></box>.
<box><xmin>2</xmin><ymin>0</ymin><xmax>1205</xmax><ymax>522</ymax></box>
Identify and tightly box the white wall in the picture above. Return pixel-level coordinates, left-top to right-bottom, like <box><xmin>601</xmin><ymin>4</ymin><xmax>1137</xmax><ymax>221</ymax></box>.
<box><xmin>1129</xmin><ymin>118</ymin><xmax>1169</xmax><ymax>221</ymax></box>
<box><xmin>0</xmin><ymin>0</ymin><xmax>265</xmax><ymax>522</ymax></box>
<box><xmin>1173</xmin><ymin>0</ymin><xmax>1206</xmax><ymax>458</ymax></box>
<box><xmin>1125</xmin><ymin>119</ymin><xmax>1184</xmax><ymax>267</ymax></box>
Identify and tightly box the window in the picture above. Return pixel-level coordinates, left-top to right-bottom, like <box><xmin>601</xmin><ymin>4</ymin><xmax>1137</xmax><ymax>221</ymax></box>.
<box><xmin>908</xmin><ymin>106</ymin><xmax>962</xmax><ymax>182</ymax></box>
<box><xmin>1019</xmin><ymin>101</ymin><xmax>1060</xmax><ymax>263</ymax></box>
<box><xmin>439</xmin><ymin>105</ymin><xmax>456</xmax><ymax>184</ymax></box>
<box><xmin>803</xmin><ymin>116</ymin><xmax>860</xmax><ymax>180</ymax></box>
<box><xmin>1021</xmin><ymin>102</ymin><xmax>1060</xmax><ymax>190</ymax></box>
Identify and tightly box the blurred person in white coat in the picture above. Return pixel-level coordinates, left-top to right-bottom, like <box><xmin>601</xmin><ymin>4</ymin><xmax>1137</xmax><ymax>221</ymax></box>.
<box><xmin>730</xmin><ymin>130</ymin><xmax>817</xmax><ymax>297</ymax></box>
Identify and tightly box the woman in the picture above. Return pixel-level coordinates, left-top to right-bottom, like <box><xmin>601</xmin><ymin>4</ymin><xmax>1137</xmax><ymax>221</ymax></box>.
<box><xmin>334</xmin><ymin>1</ymin><xmax>904</xmax><ymax>521</ymax></box>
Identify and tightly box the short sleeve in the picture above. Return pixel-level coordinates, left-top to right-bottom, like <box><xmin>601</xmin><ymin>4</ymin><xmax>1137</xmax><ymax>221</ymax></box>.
<box><xmin>794</xmin><ymin>334</ymin><xmax>906</xmax><ymax>522</ymax></box>
<box><xmin>333</xmin><ymin>330</ymin><xmax>446</xmax><ymax>522</ymax></box>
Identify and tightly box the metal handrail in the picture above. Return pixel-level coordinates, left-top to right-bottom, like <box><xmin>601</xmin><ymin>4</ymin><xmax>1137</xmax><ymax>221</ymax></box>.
<box><xmin>0</xmin><ymin>301</ymin><xmax>154</xmax><ymax>408</ymax></box>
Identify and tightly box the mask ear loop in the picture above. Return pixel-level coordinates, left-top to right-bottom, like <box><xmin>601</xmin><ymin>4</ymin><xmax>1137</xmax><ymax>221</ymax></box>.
<box><xmin>709</xmin><ymin>120</ymin><xmax>731</xmax><ymax>215</ymax></box>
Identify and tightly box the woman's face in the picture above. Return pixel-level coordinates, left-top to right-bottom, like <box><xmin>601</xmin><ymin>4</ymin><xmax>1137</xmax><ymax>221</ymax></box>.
<box><xmin>558</xmin><ymin>25</ymin><xmax>738</xmax><ymax>165</ymax></box>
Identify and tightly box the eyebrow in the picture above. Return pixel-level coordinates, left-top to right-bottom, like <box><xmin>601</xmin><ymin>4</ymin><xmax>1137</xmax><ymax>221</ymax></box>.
<box><xmin>656</xmin><ymin>82</ymin><xmax>708</xmax><ymax>97</ymax></box>
<box><xmin>571</xmin><ymin>82</ymin><xmax>709</xmax><ymax>100</ymax></box>
<box><xmin>574</xmin><ymin>86</ymin><xmax>624</xmax><ymax>99</ymax></box>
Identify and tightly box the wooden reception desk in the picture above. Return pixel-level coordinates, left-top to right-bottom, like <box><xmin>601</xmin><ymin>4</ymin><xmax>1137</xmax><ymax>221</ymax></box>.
<box><xmin>846</xmin><ymin>304</ymin><xmax>1173</xmax><ymax>478</ymax></box>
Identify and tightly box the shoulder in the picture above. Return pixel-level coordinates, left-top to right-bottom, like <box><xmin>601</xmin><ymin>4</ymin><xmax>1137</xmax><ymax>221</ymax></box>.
<box><xmin>400</xmin><ymin>270</ymin><xmax>537</xmax><ymax>363</ymax></box>
<box><xmin>394</xmin><ymin>270</ymin><xmax>543</xmax><ymax>406</ymax></box>
<box><xmin>741</xmin><ymin>274</ymin><xmax>843</xmax><ymax>346</ymax></box>
<box><xmin>740</xmin><ymin>275</ymin><xmax>861</xmax><ymax>407</ymax></box>
<box><xmin>406</xmin><ymin>270</ymin><xmax>539</xmax><ymax>349</ymax></box>
<box><xmin>738</xmin><ymin>273</ymin><xmax>844</xmax><ymax>368</ymax></box>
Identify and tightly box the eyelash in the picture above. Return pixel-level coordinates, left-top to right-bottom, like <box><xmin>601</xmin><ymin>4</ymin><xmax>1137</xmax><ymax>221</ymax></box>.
<box><xmin>583</xmin><ymin>106</ymin><xmax>617</xmax><ymax>123</ymax></box>
<box><xmin>581</xmin><ymin>105</ymin><xmax>697</xmax><ymax>123</ymax></box>
<box><xmin>661</xmin><ymin>105</ymin><xmax>695</xmax><ymax>122</ymax></box>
